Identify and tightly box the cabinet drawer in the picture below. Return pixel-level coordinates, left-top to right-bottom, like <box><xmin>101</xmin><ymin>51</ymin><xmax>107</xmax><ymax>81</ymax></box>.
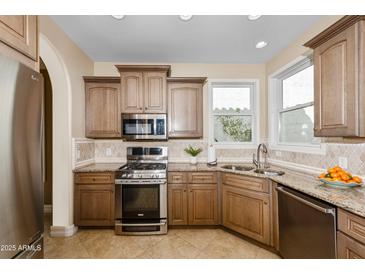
<box><xmin>188</xmin><ymin>172</ymin><xmax>217</xmax><ymax>184</ymax></box>
<box><xmin>168</xmin><ymin>172</ymin><xmax>188</xmax><ymax>184</ymax></box>
<box><xmin>222</xmin><ymin>173</ymin><xmax>269</xmax><ymax>193</ymax></box>
<box><xmin>337</xmin><ymin>231</ymin><xmax>365</xmax><ymax>259</ymax></box>
<box><xmin>75</xmin><ymin>172</ymin><xmax>114</xmax><ymax>184</ymax></box>
<box><xmin>338</xmin><ymin>209</ymin><xmax>365</xmax><ymax>245</ymax></box>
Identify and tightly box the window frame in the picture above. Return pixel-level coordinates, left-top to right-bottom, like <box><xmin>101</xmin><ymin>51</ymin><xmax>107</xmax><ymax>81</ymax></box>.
<box><xmin>268</xmin><ymin>56</ymin><xmax>326</xmax><ymax>155</ymax></box>
<box><xmin>208</xmin><ymin>79</ymin><xmax>260</xmax><ymax>148</ymax></box>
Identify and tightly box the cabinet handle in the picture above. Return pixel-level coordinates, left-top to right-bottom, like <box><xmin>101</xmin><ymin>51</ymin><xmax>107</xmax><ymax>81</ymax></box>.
<box><xmin>183</xmin><ymin>190</ymin><xmax>186</xmax><ymax>192</ymax></box>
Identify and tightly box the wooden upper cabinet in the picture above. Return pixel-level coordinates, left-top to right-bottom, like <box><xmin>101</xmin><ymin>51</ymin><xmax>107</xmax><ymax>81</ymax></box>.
<box><xmin>120</xmin><ymin>72</ymin><xmax>144</xmax><ymax>113</ymax></box>
<box><xmin>144</xmin><ymin>72</ymin><xmax>167</xmax><ymax>113</ymax></box>
<box><xmin>116</xmin><ymin>65</ymin><xmax>170</xmax><ymax>114</ymax></box>
<box><xmin>167</xmin><ymin>78</ymin><xmax>206</xmax><ymax>138</ymax></box>
<box><xmin>304</xmin><ymin>16</ymin><xmax>365</xmax><ymax>137</ymax></box>
<box><xmin>84</xmin><ymin>77</ymin><xmax>121</xmax><ymax>138</ymax></box>
<box><xmin>0</xmin><ymin>15</ymin><xmax>38</xmax><ymax>70</ymax></box>
<box><xmin>0</xmin><ymin>16</ymin><xmax>37</xmax><ymax>60</ymax></box>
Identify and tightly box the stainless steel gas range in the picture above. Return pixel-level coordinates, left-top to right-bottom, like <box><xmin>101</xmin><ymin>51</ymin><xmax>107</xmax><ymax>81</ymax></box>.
<box><xmin>114</xmin><ymin>147</ymin><xmax>168</xmax><ymax>235</ymax></box>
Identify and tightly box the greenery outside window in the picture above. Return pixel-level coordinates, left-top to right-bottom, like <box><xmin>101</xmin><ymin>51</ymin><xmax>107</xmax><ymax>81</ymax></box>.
<box><xmin>209</xmin><ymin>80</ymin><xmax>258</xmax><ymax>146</ymax></box>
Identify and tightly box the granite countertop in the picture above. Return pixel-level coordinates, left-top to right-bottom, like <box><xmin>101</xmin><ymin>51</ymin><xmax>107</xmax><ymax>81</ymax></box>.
<box><xmin>73</xmin><ymin>163</ymin><xmax>125</xmax><ymax>172</ymax></box>
<box><xmin>74</xmin><ymin>162</ymin><xmax>365</xmax><ymax>218</ymax></box>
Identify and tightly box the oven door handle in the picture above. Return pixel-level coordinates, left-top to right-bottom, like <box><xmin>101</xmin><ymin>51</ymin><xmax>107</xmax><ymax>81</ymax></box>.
<box><xmin>115</xmin><ymin>180</ymin><xmax>167</xmax><ymax>185</ymax></box>
<box><xmin>117</xmin><ymin>220</ymin><xmax>167</xmax><ymax>227</ymax></box>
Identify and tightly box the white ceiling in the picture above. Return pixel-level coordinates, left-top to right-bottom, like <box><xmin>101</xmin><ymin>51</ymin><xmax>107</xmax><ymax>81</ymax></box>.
<box><xmin>51</xmin><ymin>15</ymin><xmax>321</xmax><ymax>63</ymax></box>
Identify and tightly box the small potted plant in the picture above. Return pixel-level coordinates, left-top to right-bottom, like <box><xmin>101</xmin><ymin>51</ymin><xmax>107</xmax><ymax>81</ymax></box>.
<box><xmin>184</xmin><ymin>145</ymin><xmax>202</xmax><ymax>165</ymax></box>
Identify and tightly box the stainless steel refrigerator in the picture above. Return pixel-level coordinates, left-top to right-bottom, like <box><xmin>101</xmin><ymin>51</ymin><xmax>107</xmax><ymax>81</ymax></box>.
<box><xmin>0</xmin><ymin>53</ymin><xmax>44</xmax><ymax>259</ymax></box>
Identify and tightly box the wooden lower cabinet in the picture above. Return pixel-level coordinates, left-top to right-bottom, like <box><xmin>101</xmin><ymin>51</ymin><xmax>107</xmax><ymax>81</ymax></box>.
<box><xmin>222</xmin><ymin>184</ymin><xmax>271</xmax><ymax>245</ymax></box>
<box><xmin>188</xmin><ymin>184</ymin><xmax>218</xmax><ymax>225</ymax></box>
<box><xmin>168</xmin><ymin>171</ymin><xmax>218</xmax><ymax>226</ymax></box>
<box><xmin>74</xmin><ymin>172</ymin><xmax>115</xmax><ymax>226</ymax></box>
<box><xmin>337</xmin><ymin>231</ymin><xmax>365</xmax><ymax>259</ymax></box>
<box><xmin>168</xmin><ymin>184</ymin><xmax>188</xmax><ymax>225</ymax></box>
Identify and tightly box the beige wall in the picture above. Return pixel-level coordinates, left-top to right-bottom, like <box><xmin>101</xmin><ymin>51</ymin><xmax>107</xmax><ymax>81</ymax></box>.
<box><xmin>39</xmin><ymin>16</ymin><xmax>94</xmax><ymax>138</ymax></box>
<box><xmin>266</xmin><ymin>16</ymin><xmax>343</xmax><ymax>75</ymax></box>
<box><xmin>94</xmin><ymin>62</ymin><xmax>267</xmax><ymax>139</ymax></box>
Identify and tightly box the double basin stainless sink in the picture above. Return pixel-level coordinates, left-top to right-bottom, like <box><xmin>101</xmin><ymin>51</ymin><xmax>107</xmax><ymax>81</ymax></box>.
<box><xmin>221</xmin><ymin>164</ymin><xmax>285</xmax><ymax>176</ymax></box>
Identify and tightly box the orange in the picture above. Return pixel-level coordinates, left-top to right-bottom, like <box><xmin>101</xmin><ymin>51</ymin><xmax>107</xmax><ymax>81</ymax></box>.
<box><xmin>328</xmin><ymin>168</ymin><xmax>337</xmax><ymax>173</ymax></box>
<box><xmin>352</xmin><ymin>176</ymin><xmax>362</xmax><ymax>183</ymax></box>
<box><xmin>319</xmin><ymin>173</ymin><xmax>326</xmax><ymax>179</ymax></box>
<box><xmin>330</xmin><ymin>172</ymin><xmax>339</xmax><ymax>178</ymax></box>
<box><xmin>334</xmin><ymin>166</ymin><xmax>342</xmax><ymax>172</ymax></box>
<box><xmin>347</xmin><ymin>180</ymin><xmax>357</xmax><ymax>184</ymax></box>
<box><xmin>340</xmin><ymin>174</ymin><xmax>350</xmax><ymax>181</ymax></box>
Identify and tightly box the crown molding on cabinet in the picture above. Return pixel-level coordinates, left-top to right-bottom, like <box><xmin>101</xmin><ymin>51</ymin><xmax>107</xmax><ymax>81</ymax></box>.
<box><xmin>115</xmin><ymin>64</ymin><xmax>171</xmax><ymax>76</ymax></box>
<box><xmin>83</xmin><ymin>76</ymin><xmax>120</xmax><ymax>83</ymax></box>
<box><xmin>167</xmin><ymin>77</ymin><xmax>207</xmax><ymax>84</ymax></box>
<box><xmin>304</xmin><ymin>15</ymin><xmax>365</xmax><ymax>48</ymax></box>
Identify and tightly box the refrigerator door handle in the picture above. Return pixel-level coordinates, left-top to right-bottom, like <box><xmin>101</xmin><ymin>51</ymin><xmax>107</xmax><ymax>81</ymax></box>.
<box><xmin>276</xmin><ymin>186</ymin><xmax>335</xmax><ymax>215</ymax></box>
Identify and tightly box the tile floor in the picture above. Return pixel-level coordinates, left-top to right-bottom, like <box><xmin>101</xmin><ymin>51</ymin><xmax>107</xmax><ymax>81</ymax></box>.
<box><xmin>44</xmin><ymin>215</ymin><xmax>280</xmax><ymax>259</ymax></box>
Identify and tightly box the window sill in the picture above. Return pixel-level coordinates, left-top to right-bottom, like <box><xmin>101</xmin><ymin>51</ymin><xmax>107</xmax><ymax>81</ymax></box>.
<box><xmin>269</xmin><ymin>143</ymin><xmax>326</xmax><ymax>155</ymax></box>
<box><xmin>213</xmin><ymin>143</ymin><xmax>257</xmax><ymax>149</ymax></box>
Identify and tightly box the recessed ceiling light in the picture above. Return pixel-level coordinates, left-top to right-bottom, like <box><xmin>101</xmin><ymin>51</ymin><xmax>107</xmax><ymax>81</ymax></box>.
<box><xmin>256</xmin><ymin>41</ymin><xmax>268</xmax><ymax>49</ymax></box>
<box><xmin>179</xmin><ymin>15</ymin><xmax>193</xmax><ymax>21</ymax></box>
<box><xmin>111</xmin><ymin>15</ymin><xmax>126</xmax><ymax>20</ymax></box>
<box><xmin>248</xmin><ymin>15</ymin><xmax>262</xmax><ymax>21</ymax></box>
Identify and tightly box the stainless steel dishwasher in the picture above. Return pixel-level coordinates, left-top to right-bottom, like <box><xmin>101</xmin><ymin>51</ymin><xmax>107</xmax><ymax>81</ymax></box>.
<box><xmin>277</xmin><ymin>185</ymin><xmax>337</xmax><ymax>259</ymax></box>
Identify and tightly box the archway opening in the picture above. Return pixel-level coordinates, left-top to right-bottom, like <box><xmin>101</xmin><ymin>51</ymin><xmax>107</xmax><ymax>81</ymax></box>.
<box><xmin>40</xmin><ymin>58</ymin><xmax>53</xmax><ymax>228</ymax></box>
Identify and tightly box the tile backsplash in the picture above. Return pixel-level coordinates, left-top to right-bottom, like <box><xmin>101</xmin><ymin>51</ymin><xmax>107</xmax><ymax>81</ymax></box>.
<box><xmin>269</xmin><ymin>142</ymin><xmax>365</xmax><ymax>175</ymax></box>
<box><xmin>74</xmin><ymin>138</ymin><xmax>365</xmax><ymax>175</ymax></box>
<box><xmin>74</xmin><ymin>139</ymin><xmax>254</xmax><ymax>167</ymax></box>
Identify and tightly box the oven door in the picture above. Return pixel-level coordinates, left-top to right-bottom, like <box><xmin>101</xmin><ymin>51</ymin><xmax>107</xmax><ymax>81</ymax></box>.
<box><xmin>121</xmin><ymin>114</ymin><xmax>166</xmax><ymax>140</ymax></box>
<box><xmin>115</xmin><ymin>180</ymin><xmax>167</xmax><ymax>221</ymax></box>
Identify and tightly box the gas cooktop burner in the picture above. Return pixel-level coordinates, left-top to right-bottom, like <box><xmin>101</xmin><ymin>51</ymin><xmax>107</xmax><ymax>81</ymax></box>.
<box><xmin>119</xmin><ymin>163</ymin><xmax>167</xmax><ymax>171</ymax></box>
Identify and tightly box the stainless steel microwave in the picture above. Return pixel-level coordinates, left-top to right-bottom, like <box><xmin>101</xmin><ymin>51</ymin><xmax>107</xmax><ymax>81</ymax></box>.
<box><xmin>121</xmin><ymin>113</ymin><xmax>167</xmax><ymax>141</ymax></box>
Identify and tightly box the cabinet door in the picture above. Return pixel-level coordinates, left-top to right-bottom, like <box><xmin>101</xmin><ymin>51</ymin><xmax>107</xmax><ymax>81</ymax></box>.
<box><xmin>74</xmin><ymin>184</ymin><xmax>115</xmax><ymax>226</ymax></box>
<box><xmin>143</xmin><ymin>72</ymin><xmax>166</xmax><ymax>113</ymax></box>
<box><xmin>168</xmin><ymin>83</ymin><xmax>203</xmax><ymax>138</ymax></box>
<box><xmin>168</xmin><ymin>184</ymin><xmax>188</xmax><ymax>225</ymax></box>
<box><xmin>85</xmin><ymin>82</ymin><xmax>121</xmax><ymax>138</ymax></box>
<box><xmin>313</xmin><ymin>23</ymin><xmax>358</xmax><ymax>136</ymax></box>
<box><xmin>222</xmin><ymin>185</ymin><xmax>270</xmax><ymax>245</ymax></box>
<box><xmin>120</xmin><ymin>72</ymin><xmax>144</xmax><ymax>113</ymax></box>
<box><xmin>188</xmin><ymin>184</ymin><xmax>218</xmax><ymax>225</ymax></box>
<box><xmin>0</xmin><ymin>16</ymin><xmax>38</xmax><ymax>61</ymax></box>
<box><xmin>337</xmin><ymin>232</ymin><xmax>365</xmax><ymax>259</ymax></box>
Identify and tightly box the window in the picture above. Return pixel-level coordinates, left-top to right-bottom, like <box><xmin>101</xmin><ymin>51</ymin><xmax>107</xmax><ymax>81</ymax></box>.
<box><xmin>209</xmin><ymin>80</ymin><xmax>258</xmax><ymax>146</ymax></box>
<box><xmin>269</xmin><ymin>57</ymin><xmax>324</xmax><ymax>154</ymax></box>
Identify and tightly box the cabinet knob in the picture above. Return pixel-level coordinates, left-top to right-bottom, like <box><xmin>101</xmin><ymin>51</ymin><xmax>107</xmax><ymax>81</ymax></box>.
<box><xmin>183</xmin><ymin>190</ymin><xmax>186</xmax><ymax>192</ymax></box>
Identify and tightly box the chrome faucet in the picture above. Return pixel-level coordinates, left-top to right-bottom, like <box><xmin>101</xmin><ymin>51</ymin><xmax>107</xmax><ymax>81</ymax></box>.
<box><xmin>253</xmin><ymin>143</ymin><xmax>269</xmax><ymax>170</ymax></box>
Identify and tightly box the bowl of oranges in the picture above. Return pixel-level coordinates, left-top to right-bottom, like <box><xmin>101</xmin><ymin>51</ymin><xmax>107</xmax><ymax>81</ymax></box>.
<box><xmin>318</xmin><ymin>166</ymin><xmax>363</xmax><ymax>188</ymax></box>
